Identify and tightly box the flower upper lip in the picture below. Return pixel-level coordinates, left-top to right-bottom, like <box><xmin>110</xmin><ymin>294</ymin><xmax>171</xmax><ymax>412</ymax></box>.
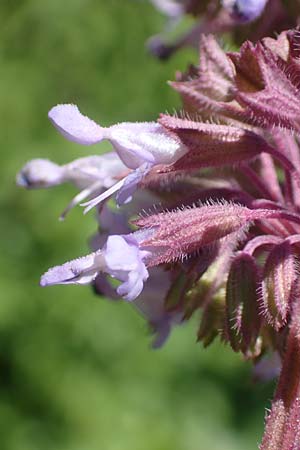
<box><xmin>48</xmin><ymin>104</ymin><xmax>188</xmax><ymax>169</ymax></box>
<box><xmin>48</xmin><ymin>103</ymin><xmax>188</xmax><ymax>210</ymax></box>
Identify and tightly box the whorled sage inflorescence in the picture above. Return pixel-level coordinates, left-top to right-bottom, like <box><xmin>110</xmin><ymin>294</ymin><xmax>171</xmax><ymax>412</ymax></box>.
<box><xmin>17</xmin><ymin>29</ymin><xmax>300</xmax><ymax>449</ymax></box>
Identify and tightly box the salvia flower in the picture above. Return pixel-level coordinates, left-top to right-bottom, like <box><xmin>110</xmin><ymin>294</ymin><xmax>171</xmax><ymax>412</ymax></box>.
<box><xmin>147</xmin><ymin>0</ymin><xmax>297</xmax><ymax>60</ymax></box>
<box><xmin>17</xmin><ymin>153</ymin><xmax>129</xmax><ymax>218</ymax></box>
<box><xmin>41</xmin><ymin>232</ymin><xmax>151</xmax><ymax>301</ymax></box>
<box><xmin>149</xmin><ymin>0</ymin><xmax>183</xmax><ymax>18</ymax></box>
<box><xmin>222</xmin><ymin>0</ymin><xmax>268</xmax><ymax>23</ymax></box>
<box><xmin>18</xmin><ymin>28</ymin><xmax>300</xmax><ymax>449</ymax></box>
<box><xmin>49</xmin><ymin>104</ymin><xmax>187</xmax><ymax>209</ymax></box>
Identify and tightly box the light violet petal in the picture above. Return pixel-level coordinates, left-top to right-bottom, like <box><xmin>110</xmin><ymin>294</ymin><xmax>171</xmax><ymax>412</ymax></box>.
<box><xmin>40</xmin><ymin>251</ymin><xmax>104</xmax><ymax>286</ymax></box>
<box><xmin>103</xmin><ymin>235</ymin><xmax>149</xmax><ymax>301</ymax></box>
<box><xmin>108</xmin><ymin>122</ymin><xmax>187</xmax><ymax>169</ymax></box>
<box><xmin>63</xmin><ymin>152</ymin><xmax>128</xmax><ymax>189</ymax></box>
<box><xmin>150</xmin><ymin>0</ymin><xmax>183</xmax><ymax>18</ymax></box>
<box><xmin>117</xmin><ymin>270</ymin><xmax>145</xmax><ymax>301</ymax></box>
<box><xmin>16</xmin><ymin>159</ymin><xmax>64</xmax><ymax>189</ymax></box>
<box><xmin>116</xmin><ymin>162</ymin><xmax>153</xmax><ymax>205</ymax></box>
<box><xmin>49</xmin><ymin>104</ymin><xmax>105</xmax><ymax>145</ymax></box>
<box><xmin>104</xmin><ymin>235</ymin><xmax>142</xmax><ymax>274</ymax></box>
<box><xmin>222</xmin><ymin>0</ymin><xmax>267</xmax><ymax>22</ymax></box>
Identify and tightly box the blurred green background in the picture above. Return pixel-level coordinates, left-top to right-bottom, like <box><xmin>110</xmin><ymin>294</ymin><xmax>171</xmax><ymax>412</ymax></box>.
<box><xmin>0</xmin><ymin>1</ymin><xmax>275</xmax><ymax>449</ymax></box>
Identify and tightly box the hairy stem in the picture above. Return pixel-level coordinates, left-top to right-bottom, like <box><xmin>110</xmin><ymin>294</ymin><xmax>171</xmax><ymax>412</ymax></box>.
<box><xmin>260</xmin><ymin>298</ymin><xmax>300</xmax><ymax>450</ymax></box>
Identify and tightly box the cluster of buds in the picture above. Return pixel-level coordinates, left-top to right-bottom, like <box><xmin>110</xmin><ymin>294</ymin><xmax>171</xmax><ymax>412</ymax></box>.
<box><xmin>18</xmin><ymin>28</ymin><xmax>300</xmax><ymax>449</ymax></box>
<box><xmin>147</xmin><ymin>0</ymin><xmax>298</xmax><ymax>60</ymax></box>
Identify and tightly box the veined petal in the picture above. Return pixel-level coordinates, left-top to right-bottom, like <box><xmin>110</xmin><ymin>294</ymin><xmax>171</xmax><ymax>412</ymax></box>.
<box><xmin>49</xmin><ymin>104</ymin><xmax>105</xmax><ymax>145</ymax></box>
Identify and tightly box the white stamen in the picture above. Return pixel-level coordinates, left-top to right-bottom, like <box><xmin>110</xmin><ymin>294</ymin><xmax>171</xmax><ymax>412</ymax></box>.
<box><xmin>81</xmin><ymin>177</ymin><xmax>127</xmax><ymax>214</ymax></box>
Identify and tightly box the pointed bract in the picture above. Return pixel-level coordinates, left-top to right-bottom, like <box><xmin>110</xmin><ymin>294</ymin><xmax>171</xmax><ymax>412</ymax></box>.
<box><xmin>136</xmin><ymin>202</ymin><xmax>283</xmax><ymax>265</ymax></box>
<box><xmin>230</xmin><ymin>43</ymin><xmax>300</xmax><ymax>131</ymax></box>
<box><xmin>158</xmin><ymin>115</ymin><xmax>269</xmax><ymax>172</ymax></box>
<box><xmin>261</xmin><ymin>241</ymin><xmax>296</xmax><ymax>330</ymax></box>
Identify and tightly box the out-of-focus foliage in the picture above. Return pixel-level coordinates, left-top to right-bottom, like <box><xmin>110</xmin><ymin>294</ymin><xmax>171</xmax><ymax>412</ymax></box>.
<box><xmin>0</xmin><ymin>1</ymin><xmax>274</xmax><ymax>449</ymax></box>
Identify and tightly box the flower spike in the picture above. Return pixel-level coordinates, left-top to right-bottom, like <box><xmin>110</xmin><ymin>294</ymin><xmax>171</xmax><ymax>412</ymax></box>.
<box><xmin>18</xmin><ymin>26</ymin><xmax>300</xmax><ymax>450</ymax></box>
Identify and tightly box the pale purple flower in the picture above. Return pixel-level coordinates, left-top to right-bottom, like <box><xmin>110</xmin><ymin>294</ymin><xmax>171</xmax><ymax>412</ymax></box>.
<box><xmin>41</xmin><ymin>232</ymin><xmax>151</xmax><ymax>301</ymax></box>
<box><xmin>17</xmin><ymin>153</ymin><xmax>127</xmax><ymax>190</ymax></box>
<box><xmin>17</xmin><ymin>153</ymin><xmax>129</xmax><ymax>218</ymax></box>
<box><xmin>222</xmin><ymin>0</ymin><xmax>268</xmax><ymax>22</ymax></box>
<box><xmin>149</xmin><ymin>0</ymin><xmax>183</xmax><ymax>18</ymax></box>
<box><xmin>147</xmin><ymin>0</ymin><xmax>292</xmax><ymax>61</ymax></box>
<box><xmin>103</xmin><ymin>234</ymin><xmax>150</xmax><ymax>300</ymax></box>
<box><xmin>48</xmin><ymin>104</ymin><xmax>187</xmax><ymax>210</ymax></box>
<box><xmin>16</xmin><ymin>159</ymin><xmax>65</xmax><ymax>188</ymax></box>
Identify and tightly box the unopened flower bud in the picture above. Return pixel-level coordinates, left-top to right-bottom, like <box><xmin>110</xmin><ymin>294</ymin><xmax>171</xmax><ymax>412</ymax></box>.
<box><xmin>224</xmin><ymin>252</ymin><xmax>261</xmax><ymax>356</ymax></box>
<box><xmin>197</xmin><ymin>290</ymin><xmax>225</xmax><ymax>347</ymax></box>
<box><xmin>158</xmin><ymin>115</ymin><xmax>270</xmax><ymax>172</ymax></box>
<box><xmin>261</xmin><ymin>241</ymin><xmax>296</xmax><ymax>331</ymax></box>
<box><xmin>136</xmin><ymin>202</ymin><xmax>285</xmax><ymax>265</ymax></box>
